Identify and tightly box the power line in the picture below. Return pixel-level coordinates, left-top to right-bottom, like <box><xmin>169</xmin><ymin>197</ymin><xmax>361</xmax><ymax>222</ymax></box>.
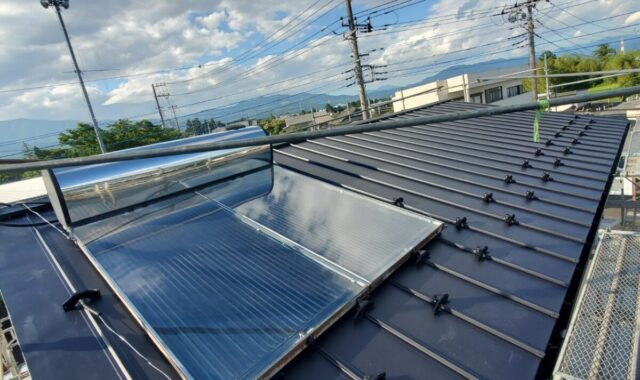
<box><xmin>163</xmin><ymin>0</ymin><xmax>344</xmax><ymax>87</ymax></box>
<box><xmin>0</xmin><ymin>0</ymin><xmax>626</xmax><ymax>96</ymax></box>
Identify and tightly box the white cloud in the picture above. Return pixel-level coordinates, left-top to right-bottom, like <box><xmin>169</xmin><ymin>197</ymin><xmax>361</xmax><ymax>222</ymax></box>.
<box><xmin>0</xmin><ymin>0</ymin><xmax>631</xmax><ymax>123</ymax></box>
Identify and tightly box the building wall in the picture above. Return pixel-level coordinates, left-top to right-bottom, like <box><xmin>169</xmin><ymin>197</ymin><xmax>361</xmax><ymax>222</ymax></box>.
<box><xmin>392</xmin><ymin>81</ymin><xmax>445</xmax><ymax>112</ymax></box>
<box><xmin>392</xmin><ymin>66</ymin><xmax>529</xmax><ymax>112</ymax></box>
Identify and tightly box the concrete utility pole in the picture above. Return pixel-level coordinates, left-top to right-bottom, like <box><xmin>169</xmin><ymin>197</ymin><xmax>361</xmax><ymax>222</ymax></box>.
<box><xmin>41</xmin><ymin>0</ymin><xmax>106</xmax><ymax>153</ymax></box>
<box><xmin>151</xmin><ymin>84</ymin><xmax>167</xmax><ymax>128</ymax></box>
<box><xmin>543</xmin><ymin>53</ymin><xmax>550</xmax><ymax>100</ymax></box>
<box><xmin>526</xmin><ymin>1</ymin><xmax>538</xmax><ymax>101</ymax></box>
<box><xmin>344</xmin><ymin>0</ymin><xmax>369</xmax><ymax>120</ymax></box>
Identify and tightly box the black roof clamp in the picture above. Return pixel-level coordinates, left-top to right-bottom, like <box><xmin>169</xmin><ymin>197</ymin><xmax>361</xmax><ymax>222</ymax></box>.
<box><xmin>572</xmin><ymin>138</ymin><xmax>580</xmax><ymax>145</ymax></box>
<box><xmin>563</xmin><ymin>147</ymin><xmax>571</xmax><ymax>155</ymax></box>
<box><xmin>578</xmin><ymin>131</ymin><xmax>586</xmax><ymax>137</ymax></box>
<box><xmin>569</xmin><ymin>119</ymin><xmax>576</xmax><ymax>124</ymax></box>
<box><xmin>504</xmin><ymin>213</ymin><xmax>517</xmax><ymax>226</ymax></box>
<box><xmin>542</xmin><ymin>172</ymin><xmax>552</xmax><ymax>182</ymax></box>
<box><xmin>525</xmin><ymin>190</ymin><xmax>536</xmax><ymax>201</ymax></box>
<box><xmin>483</xmin><ymin>192</ymin><xmax>494</xmax><ymax>203</ymax></box>
<box><xmin>504</xmin><ymin>174</ymin><xmax>515</xmax><ymax>184</ymax></box>
<box><xmin>353</xmin><ymin>299</ymin><xmax>374</xmax><ymax>323</ymax></box>
<box><xmin>62</xmin><ymin>289</ymin><xmax>101</xmax><ymax>312</ymax></box>
<box><xmin>588</xmin><ymin>119</ymin><xmax>595</xmax><ymax>124</ymax></box>
<box><xmin>473</xmin><ymin>246</ymin><xmax>489</xmax><ymax>261</ymax></box>
<box><xmin>415</xmin><ymin>249</ymin><xmax>430</xmax><ymax>267</ymax></box>
<box><xmin>522</xmin><ymin>160</ymin><xmax>531</xmax><ymax>169</ymax></box>
<box><xmin>561</xmin><ymin>125</ymin><xmax>569</xmax><ymax>131</ymax></box>
<box><xmin>554</xmin><ymin>132</ymin><xmax>562</xmax><ymax>138</ymax></box>
<box><xmin>554</xmin><ymin>158</ymin><xmax>563</xmax><ymax>167</ymax></box>
<box><xmin>545</xmin><ymin>139</ymin><xmax>554</xmax><ymax>147</ymax></box>
<box><xmin>454</xmin><ymin>216</ymin><xmax>468</xmax><ymax>230</ymax></box>
<box><xmin>393</xmin><ymin>197</ymin><xmax>405</xmax><ymax>208</ymax></box>
<box><xmin>432</xmin><ymin>294</ymin><xmax>450</xmax><ymax>315</ymax></box>
<box><xmin>534</xmin><ymin>148</ymin><xmax>543</xmax><ymax>156</ymax></box>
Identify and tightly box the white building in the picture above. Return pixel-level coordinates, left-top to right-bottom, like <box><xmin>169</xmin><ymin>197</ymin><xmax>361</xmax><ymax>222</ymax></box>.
<box><xmin>392</xmin><ymin>66</ymin><xmax>529</xmax><ymax>112</ymax></box>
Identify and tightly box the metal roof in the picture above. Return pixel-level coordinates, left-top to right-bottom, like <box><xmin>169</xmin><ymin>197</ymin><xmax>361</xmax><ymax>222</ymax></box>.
<box><xmin>276</xmin><ymin>101</ymin><xmax>629</xmax><ymax>380</ymax></box>
<box><xmin>0</xmin><ymin>101</ymin><xmax>628</xmax><ymax>380</ymax></box>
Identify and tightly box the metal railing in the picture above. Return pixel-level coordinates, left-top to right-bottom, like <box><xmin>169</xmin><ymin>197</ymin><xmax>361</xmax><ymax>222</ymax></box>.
<box><xmin>0</xmin><ymin>85</ymin><xmax>639</xmax><ymax>173</ymax></box>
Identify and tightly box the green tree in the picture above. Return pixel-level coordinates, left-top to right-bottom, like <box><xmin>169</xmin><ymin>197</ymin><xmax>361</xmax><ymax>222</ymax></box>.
<box><xmin>258</xmin><ymin>115</ymin><xmax>285</xmax><ymax>135</ymax></box>
<box><xmin>325</xmin><ymin>103</ymin><xmax>336</xmax><ymax>113</ymax></box>
<box><xmin>105</xmin><ymin>119</ymin><xmax>182</xmax><ymax>151</ymax></box>
<box><xmin>26</xmin><ymin>119</ymin><xmax>183</xmax><ymax>160</ymax></box>
<box><xmin>595</xmin><ymin>44</ymin><xmax>616</xmax><ymax>62</ymax></box>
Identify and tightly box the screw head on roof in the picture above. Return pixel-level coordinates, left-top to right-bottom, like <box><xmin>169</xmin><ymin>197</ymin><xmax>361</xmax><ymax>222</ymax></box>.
<box><xmin>504</xmin><ymin>174</ymin><xmax>515</xmax><ymax>184</ymax></box>
<box><xmin>563</xmin><ymin>147</ymin><xmax>571</xmax><ymax>155</ymax></box>
<box><xmin>554</xmin><ymin>158</ymin><xmax>563</xmax><ymax>167</ymax></box>
<box><xmin>483</xmin><ymin>192</ymin><xmax>494</xmax><ymax>203</ymax></box>
<box><xmin>572</xmin><ymin>138</ymin><xmax>580</xmax><ymax>145</ymax></box>
<box><xmin>579</xmin><ymin>131</ymin><xmax>586</xmax><ymax>137</ymax></box>
<box><xmin>525</xmin><ymin>190</ymin><xmax>536</xmax><ymax>200</ymax></box>
<box><xmin>522</xmin><ymin>160</ymin><xmax>531</xmax><ymax>169</ymax></box>
<box><xmin>542</xmin><ymin>172</ymin><xmax>552</xmax><ymax>182</ymax></box>
<box><xmin>545</xmin><ymin>139</ymin><xmax>553</xmax><ymax>146</ymax></box>
<box><xmin>561</xmin><ymin>125</ymin><xmax>569</xmax><ymax>131</ymax></box>
<box><xmin>554</xmin><ymin>132</ymin><xmax>562</xmax><ymax>138</ymax></box>
<box><xmin>534</xmin><ymin>148</ymin><xmax>543</xmax><ymax>156</ymax></box>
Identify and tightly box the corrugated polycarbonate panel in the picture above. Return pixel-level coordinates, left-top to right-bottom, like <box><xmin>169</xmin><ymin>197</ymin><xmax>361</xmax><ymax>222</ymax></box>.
<box><xmin>72</xmin><ymin>165</ymin><xmax>441</xmax><ymax>379</ymax></box>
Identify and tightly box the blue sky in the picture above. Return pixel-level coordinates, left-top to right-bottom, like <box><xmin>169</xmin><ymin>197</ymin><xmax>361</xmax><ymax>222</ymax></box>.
<box><xmin>0</xmin><ymin>0</ymin><xmax>637</xmax><ymax>123</ymax></box>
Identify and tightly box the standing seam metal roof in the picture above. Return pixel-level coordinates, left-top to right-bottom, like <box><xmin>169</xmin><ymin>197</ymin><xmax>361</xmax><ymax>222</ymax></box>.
<box><xmin>277</xmin><ymin>101</ymin><xmax>628</xmax><ymax>380</ymax></box>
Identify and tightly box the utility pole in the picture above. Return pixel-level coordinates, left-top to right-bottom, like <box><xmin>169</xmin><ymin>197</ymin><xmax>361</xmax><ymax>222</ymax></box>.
<box><xmin>543</xmin><ymin>53</ymin><xmax>550</xmax><ymax>100</ymax></box>
<box><xmin>526</xmin><ymin>1</ymin><xmax>538</xmax><ymax>101</ymax></box>
<box><xmin>169</xmin><ymin>105</ymin><xmax>180</xmax><ymax>130</ymax></box>
<box><xmin>41</xmin><ymin>0</ymin><xmax>106</xmax><ymax>153</ymax></box>
<box><xmin>344</xmin><ymin>0</ymin><xmax>369</xmax><ymax>120</ymax></box>
<box><xmin>151</xmin><ymin>84</ymin><xmax>167</xmax><ymax>129</ymax></box>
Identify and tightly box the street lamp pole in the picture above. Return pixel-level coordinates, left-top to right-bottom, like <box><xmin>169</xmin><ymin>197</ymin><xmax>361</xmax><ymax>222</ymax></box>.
<box><xmin>41</xmin><ymin>0</ymin><xmax>106</xmax><ymax>153</ymax></box>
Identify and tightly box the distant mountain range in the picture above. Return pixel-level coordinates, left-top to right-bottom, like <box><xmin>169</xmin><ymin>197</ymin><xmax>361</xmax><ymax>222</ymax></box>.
<box><xmin>0</xmin><ymin>118</ymin><xmax>77</xmax><ymax>158</ymax></box>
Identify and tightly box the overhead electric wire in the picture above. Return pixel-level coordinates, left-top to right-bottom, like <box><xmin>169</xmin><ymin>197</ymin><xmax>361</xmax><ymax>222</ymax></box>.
<box><xmin>165</xmin><ymin>0</ymin><xmax>344</xmax><ymax>86</ymax></box>
<box><xmin>0</xmin><ymin>0</ymin><xmax>625</xmax><ymax>96</ymax></box>
<box><xmin>0</xmin><ymin>0</ymin><xmax>342</xmax><ymax>95</ymax></box>
<box><xmin>3</xmin><ymin>1</ymin><xmax>638</xmax><ymax>154</ymax></box>
<box><xmin>550</xmin><ymin>0</ymin><xmax>610</xmax><ymax>31</ymax></box>
<box><xmin>172</xmin><ymin>63</ymin><xmax>352</xmax><ymax>112</ymax></box>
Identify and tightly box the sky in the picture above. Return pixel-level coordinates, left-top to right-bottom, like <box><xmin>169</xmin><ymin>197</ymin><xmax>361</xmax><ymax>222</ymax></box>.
<box><xmin>0</xmin><ymin>0</ymin><xmax>638</xmax><ymax>123</ymax></box>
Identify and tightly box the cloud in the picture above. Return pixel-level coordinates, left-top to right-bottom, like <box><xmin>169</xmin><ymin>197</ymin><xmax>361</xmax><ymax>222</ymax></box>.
<box><xmin>0</xmin><ymin>0</ymin><xmax>629</xmax><ymax>123</ymax></box>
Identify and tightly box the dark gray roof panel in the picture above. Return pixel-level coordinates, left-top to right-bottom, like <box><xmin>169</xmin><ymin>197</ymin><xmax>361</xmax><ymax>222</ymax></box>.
<box><xmin>280</xmin><ymin>102</ymin><xmax>628</xmax><ymax>379</ymax></box>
